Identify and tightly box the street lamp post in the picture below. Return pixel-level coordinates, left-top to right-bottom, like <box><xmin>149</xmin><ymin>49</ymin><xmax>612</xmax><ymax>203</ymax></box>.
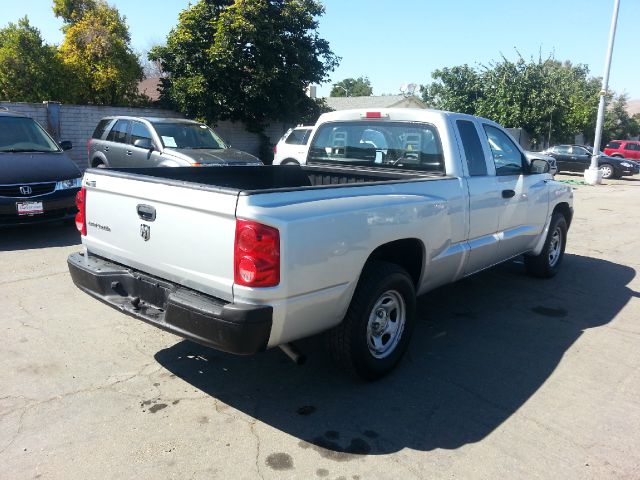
<box><xmin>585</xmin><ymin>0</ymin><xmax>621</xmax><ymax>185</ymax></box>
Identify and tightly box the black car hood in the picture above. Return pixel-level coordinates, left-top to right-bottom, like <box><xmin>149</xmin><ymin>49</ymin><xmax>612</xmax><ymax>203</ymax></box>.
<box><xmin>0</xmin><ymin>152</ymin><xmax>81</xmax><ymax>184</ymax></box>
<box><xmin>165</xmin><ymin>148</ymin><xmax>262</xmax><ymax>165</ymax></box>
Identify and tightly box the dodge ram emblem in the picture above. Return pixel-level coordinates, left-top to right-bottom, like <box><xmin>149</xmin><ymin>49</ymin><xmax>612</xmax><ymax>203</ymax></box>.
<box><xmin>140</xmin><ymin>224</ymin><xmax>151</xmax><ymax>241</ymax></box>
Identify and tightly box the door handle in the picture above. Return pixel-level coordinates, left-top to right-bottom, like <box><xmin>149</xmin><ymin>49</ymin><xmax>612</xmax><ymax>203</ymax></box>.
<box><xmin>126</xmin><ymin>150</ymin><xmax>133</xmax><ymax>156</ymax></box>
<box><xmin>502</xmin><ymin>189</ymin><xmax>516</xmax><ymax>199</ymax></box>
<box><xmin>137</xmin><ymin>204</ymin><xmax>156</xmax><ymax>222</ymax></box>
<box><xmin>104</xmin><ymin>146</ymin><xmax>109</xmax><ymax>151</ymax></box>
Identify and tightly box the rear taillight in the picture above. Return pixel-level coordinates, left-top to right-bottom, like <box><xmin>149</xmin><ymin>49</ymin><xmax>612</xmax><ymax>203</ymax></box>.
<box><xmin>75</xmin><ymin>187</ymin><xmax>87</xmax><ymax>236</ymax></box>
<box><xmin>234</xmin><ymin>220</ymin><xmax>280</xmax><ymax>287</ymax></box>
<box><xmin>273</xmin><ymin>144</ymin><xmax>277</xmax><ymax>154</ymax></box>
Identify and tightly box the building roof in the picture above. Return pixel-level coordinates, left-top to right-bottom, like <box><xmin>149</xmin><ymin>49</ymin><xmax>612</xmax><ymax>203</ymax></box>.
<box><xmin>138</xmin><ymin>77</ymin><xmax>162</xmax><ymax>102</ymax></box>
<box><xmin>323</xmin><ymin>95</ymin><xmax>426</xmax><ymax>111</ymax></box>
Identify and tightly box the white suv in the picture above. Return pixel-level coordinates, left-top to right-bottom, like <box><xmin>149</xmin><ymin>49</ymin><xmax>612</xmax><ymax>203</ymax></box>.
<box><xmin>272</xmin><ymin>126</ymin><xmax>313</xmax><ymax>165</ymax></box>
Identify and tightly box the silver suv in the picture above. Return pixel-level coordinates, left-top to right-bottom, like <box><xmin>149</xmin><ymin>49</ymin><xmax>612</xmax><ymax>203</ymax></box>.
<box><xmin>88</xmin><ymin>116</ymin><xmax>262</xmax><ymax>168</ymax></box>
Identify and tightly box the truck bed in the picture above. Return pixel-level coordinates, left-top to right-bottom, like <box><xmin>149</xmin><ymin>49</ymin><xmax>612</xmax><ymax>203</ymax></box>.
<box><xmin>95</xmin><ymin>165</ymin><xmax>443</xmax><ymax>194</ymax></box>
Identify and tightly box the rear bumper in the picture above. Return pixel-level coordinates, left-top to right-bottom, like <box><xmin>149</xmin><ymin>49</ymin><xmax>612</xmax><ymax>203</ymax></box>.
<box><xmin>67</xmin><ymin>252</ymin><xmax>272</xmax><ymax>355</ymax></box>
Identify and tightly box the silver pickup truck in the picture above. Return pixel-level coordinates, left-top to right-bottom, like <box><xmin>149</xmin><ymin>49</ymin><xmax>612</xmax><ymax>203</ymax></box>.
<box><xmin>68</xmin><ymin>108</ymin><xmax>573</xmax><ymax>379</ymax></box>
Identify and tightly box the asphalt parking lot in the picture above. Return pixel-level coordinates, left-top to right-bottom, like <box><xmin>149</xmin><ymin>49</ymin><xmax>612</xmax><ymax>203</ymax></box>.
<box><xmin>1</xmin><ymin>174</ymin><xmax>639</xmax><ymax>480</ymax></box>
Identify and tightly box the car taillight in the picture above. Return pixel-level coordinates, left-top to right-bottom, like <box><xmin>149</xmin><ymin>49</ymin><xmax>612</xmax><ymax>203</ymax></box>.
<box><xmin>273</xmin><ymin>144</ymin><xmax>277</xmax><ymax>154</ymax></box>
<box><xmin>75</xmin><ymin>187</ymin><xmax>87</xmax><ymax>236</ymax></box>
<box><xmin>234</xmin><ymin>220</ymin><xmax>280</xmax><ymax>287</ymax></box>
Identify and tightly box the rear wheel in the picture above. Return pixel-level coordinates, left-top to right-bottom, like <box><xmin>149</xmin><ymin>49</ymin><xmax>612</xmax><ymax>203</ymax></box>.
<box><xmin>328</xmin><ymin>261</ymin><xmax>416</xmax><ymax>380</ymax></box>
<box><xmin>281</xmin><ymin>159</ymin><xmax>300</xmax><ymax>166</ymax></box>
<box><xmin>524</xmin><ymin>212</ymin><xmax>567</xmax><ymax>278</ymax></box>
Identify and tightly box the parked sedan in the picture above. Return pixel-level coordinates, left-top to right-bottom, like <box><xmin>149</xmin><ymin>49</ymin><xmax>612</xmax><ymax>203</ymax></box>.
<box><xmin>543</xmin><ymin>144</ymin><xmax>638</xmax><ymax>179</ymax></box>
<box><xmin>88</xmin><ymin>116</ymin><xmax>262</xmax><ymax>168</ymax></box>
<box><xmin>0</xmin><ymin>110</ymin><xmax>81</xmax><ymax>227</ymax></box>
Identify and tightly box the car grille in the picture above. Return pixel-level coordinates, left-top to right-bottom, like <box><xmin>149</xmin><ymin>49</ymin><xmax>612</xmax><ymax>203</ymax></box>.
<box><xmin>0</xmin><ymin>182</ymin><xmax>56</xmax><ymax>198</ymax></box>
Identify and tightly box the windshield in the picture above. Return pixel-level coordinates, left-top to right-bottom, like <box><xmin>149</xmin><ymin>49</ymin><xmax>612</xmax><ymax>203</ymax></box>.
<box><xmin>308</xmin><ymin>121</ymin><xmax>445</xmax><ymax>173</ymax></box>
<box><xmin>152</xmin><ymin>122</ymin><xmax>226</xmax><ymax>149</ymax></box>
<box><xmin>0</xmin><ymin>117</ymin><xmax>60</xmax><ymax>153</ymax></box>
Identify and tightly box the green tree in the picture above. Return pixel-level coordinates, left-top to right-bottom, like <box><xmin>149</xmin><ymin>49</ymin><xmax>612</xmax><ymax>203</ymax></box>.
<box><xmin>149</xmin><ymin>0</ymin><xmax>339</xmax><ymax>134</ymax></box>
<box><xmin>602</xmin><ymin>94</ymin><xmax>640</xmax><ymax>143</ymax></box>
<box><xmin>330</xmin><ymin>76</ymin><xmax>372</xmax><ymax>97</ymax></box>
<box><xmin>421</xmin><ymin>55</ymin><xmax>600</xmax><ymax>145</ymax></box>
<box><xmin>56</xmin><ymin>0</ymin><xmax>143</xmax><ymax>105</ymax></box>
<box><xmin>0</xmin><ymin>17</ymin><xmax>68</xmax><ymax>102</ymax></box>
<box><xmin>421</xmin><ymin>65</ymin><xmax>482</xmax><ymax>114</ymax></box>
<box><xmin>52</xmin><ymin>0</ymin><xmax>96</xmax><ymax>24</ymax></box>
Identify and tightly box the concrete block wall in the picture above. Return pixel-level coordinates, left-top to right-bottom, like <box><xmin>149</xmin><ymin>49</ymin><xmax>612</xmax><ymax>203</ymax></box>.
<box><xmin>1</xmin><ymin>101</ymin><xmax>290</xmax><ymax>168</ymax></box>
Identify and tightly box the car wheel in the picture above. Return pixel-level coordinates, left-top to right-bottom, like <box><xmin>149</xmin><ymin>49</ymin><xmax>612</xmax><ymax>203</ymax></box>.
<box><xmin>328</xmin><ymin>261</ymin><xmax>416</xmax><ymax>380</ymax></box>
<box><xmin>599</xmin><ymin>163</ymin><xmax>614</xmax><ymax>179</ymax></box>
<box><xmin>94</xmin><ymin>162</ymin><xmax>107</xmax><ymax>168</ymax></box>
<box><xmin>524</xmin><ymin>212</ymin><xmax>567</xmax><ymax>278</ymax></box>
<box><xmin>282</xmin><ymin>159</ymin><xmax>300</xmax><ymax>166</ymax></box>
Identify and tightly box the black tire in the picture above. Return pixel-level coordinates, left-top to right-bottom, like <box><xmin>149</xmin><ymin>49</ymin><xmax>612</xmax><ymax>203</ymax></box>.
<box><xmin>328</xmin><ymin>261</ymin><xmax>416</xmax><ymax>380</ymax></box>
<box><xmin>281</xmin><ymin>159</ymin><xmax>300</xmax><ymax>166</ymax></box>
<box><xmin>93</xmin><ymin>162</ymin><xmax>107</xmax><ymax>168</ymax></box>
<box><xmin>599</xmin><ymin>163</ymin><xmax>615</xmax><ymax>179</ymax></box>
<box><xmin>524</xmin><ymin>212</ymin><xmax>568</xmax><ymax>278</ymax></box>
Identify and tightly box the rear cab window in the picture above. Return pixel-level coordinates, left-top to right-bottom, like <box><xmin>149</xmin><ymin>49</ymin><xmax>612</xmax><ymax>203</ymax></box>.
<box><xmin>308</xmin><ymin>121</ymin><xmax>445</xmax><ymax>173</ymax></box>
<box><xmin>456</xmin><ymin>120</ymin><xmax>487</xmax><ymax>176</ymax></box>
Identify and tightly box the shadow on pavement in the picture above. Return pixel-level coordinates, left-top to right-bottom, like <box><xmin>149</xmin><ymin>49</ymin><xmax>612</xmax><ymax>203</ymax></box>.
<box><xmin>155</xmin><ymin>254</ymin><xmax>637</xmax><ymax>455</ymax></box>
<box><xmin>0</xmin><ymin>222</ymin><xmax>80</xmax><ymax>251</ymax></box>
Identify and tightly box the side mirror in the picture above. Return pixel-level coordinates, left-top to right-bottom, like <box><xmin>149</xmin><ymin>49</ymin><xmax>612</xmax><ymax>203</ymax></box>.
<box><xmin>59</xmin><ymin>140</ymin><xmax>73</xmax><ymax>151</ymax></box>
<box><xmin>134</xmin><ymin>138</ymin><xmax>154</xmax><ymax>150</ymax></box>
<box><xmin>530</xmin><ymin>158</ymin><xmax>550</xmax><ymax>174</ymax></box>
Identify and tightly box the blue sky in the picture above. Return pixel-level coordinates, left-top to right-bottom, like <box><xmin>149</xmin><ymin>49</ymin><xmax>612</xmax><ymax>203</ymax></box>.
<box><xmin>6</xmin><ymin>0</ymin><xmax>640</xmax><ymax>99</ymax></box>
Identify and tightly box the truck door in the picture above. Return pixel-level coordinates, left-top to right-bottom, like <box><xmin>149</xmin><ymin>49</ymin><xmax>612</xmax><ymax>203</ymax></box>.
<box><xmin>455</xmin><ymin>119</ymin><xmax>502</xmax><ymax>275</ymax></box>
<box><xmin>481</xmin><ymin>125</ymin><xmax>549</xmax><ymax>260</ymax></box>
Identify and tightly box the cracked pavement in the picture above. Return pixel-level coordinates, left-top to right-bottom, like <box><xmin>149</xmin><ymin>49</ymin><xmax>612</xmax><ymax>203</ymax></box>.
<box><xmin>1</xmin><ymin>173</ymin><xmax>639</xmax><ymax>479</ymax></box>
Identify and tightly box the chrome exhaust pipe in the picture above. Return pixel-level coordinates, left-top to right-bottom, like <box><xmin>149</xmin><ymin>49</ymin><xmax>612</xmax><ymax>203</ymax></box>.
<box><xmin>279</xmin><ymin>343</ymin><xmax>306</xmax><ymax>365</ymax></box>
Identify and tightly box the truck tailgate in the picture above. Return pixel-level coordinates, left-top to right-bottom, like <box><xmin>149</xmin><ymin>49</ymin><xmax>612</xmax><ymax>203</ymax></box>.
<box><xmin>82</xmin><ymin>171</ymin><xmax>238</xmax><ymax>302</ymax></box>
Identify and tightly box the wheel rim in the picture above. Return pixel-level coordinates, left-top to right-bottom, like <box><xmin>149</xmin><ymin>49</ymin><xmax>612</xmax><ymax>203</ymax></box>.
<box><xmin>366</xmin><ymin>290</ymin><xmax>406</xmax><ymax>359</ymax></box>
<box><xmin>600</xmin><ymin>165</ymin><xmax>612</xmax><ymax>178</ymax></box>
<box><xmin>548</xmin><ymin>226</ymin><xmax>563</xmax><ymax>268</ymax></box>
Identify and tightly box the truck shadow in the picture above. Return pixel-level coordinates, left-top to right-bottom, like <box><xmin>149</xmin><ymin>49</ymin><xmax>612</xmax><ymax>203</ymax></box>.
<box><xmin>154</xmin><ymin>254</ymin><xmax>636</xmax><ymax>455</ymax></box>
<box><xmin>0</xmin><ymin>222</ymin><xmax>80</xmax><ymax>251</ymax></box>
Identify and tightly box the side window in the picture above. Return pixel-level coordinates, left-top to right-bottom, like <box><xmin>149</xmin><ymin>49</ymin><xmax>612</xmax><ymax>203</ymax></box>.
<box><xmin>555</xmin><ymin>145</ymin><xmax>571</xmax><ymax>155</ymax></box>
<box><xmin>606</xmin><ymin>141</ymin><xmax>621</xmax><ymax>149</ymax></box>
<box><xmin>571</xmin><ymin>146</ymin><xmax>589</xmax><ymax>155</ymax></box>
<box><xmin>456</xmin><ymin>120</ymin><xmax>487</xmax><ymax>176</ymax></box>
<box><xmin>106</xmin><ymin>120</ymin><xmax>130</xmax><ymax>144</ymax></box>
<box><xmin>130</xmin><ymin>122</ymin><xmax>153</xmax><ymax>145</ymax></box>
<box><xmin>285</xmin><ymin>129</ymin><xmax>310</xmax><ymax>145</ymax></box>
<box><xmin>483</xmin><ymin>125</ymin><xmax>525</xmax><ymax>175</ymax></box>
<box><xmin>92</xmin><ymin>119</ymin><xmax>112</xmax><ymax>139</ymax></box>
<box><xmin>624</xmin><ymin>143</ymin><xmax>639</xmax><ymax>151</ymax></box>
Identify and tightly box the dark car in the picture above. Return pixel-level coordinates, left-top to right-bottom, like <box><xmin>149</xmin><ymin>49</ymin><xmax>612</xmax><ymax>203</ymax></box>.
<box><xmin>0</xmin><ymin>110</ymin><xmax>81</xmax><ymax>227</ymax></box>
<box><xmin>88</xmin><ymin>116</ymin><xmax>262</xmax><ymax>168</ymax></box>
<box><xmin>543</xmin><ymin>144</ymin><xmax>639</xmax><ymax>179</ymax></box>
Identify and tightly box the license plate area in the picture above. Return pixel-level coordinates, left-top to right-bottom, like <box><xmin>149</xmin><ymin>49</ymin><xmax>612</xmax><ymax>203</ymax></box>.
<box><xmin>16</xmin><ymin>201</ymin><xmax>44</xmax><ymax>216</ymax></box>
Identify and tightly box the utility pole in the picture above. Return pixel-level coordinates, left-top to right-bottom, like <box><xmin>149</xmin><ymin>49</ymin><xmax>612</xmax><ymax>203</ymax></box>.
<box><xmin>585</xmin><ymin>0</ymin><xmax>621</xmax><ymax>185</ymax></box>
